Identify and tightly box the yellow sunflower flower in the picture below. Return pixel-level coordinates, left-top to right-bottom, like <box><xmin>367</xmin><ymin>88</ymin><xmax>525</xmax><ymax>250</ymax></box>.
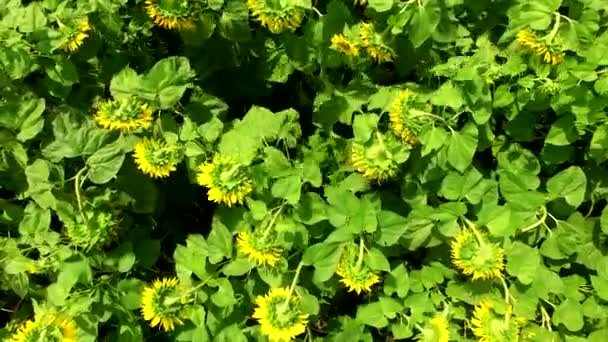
<box><xmin>350</xmin><ymin>131</ymin><xmax>409</xmax><ymax>182</ymax></box>
<box><xmin>196</xmin><ymin>155</ymin><xmax>253</xmax><ymax>206</ymax></box>
<box><xmin>516</xmin><ymin>29</ymin><xmax>562</xmax><ymax>65</ymax></box>
<box><xmin>236</xmin><ymin>231</ymin><xmax>283</xmax><ymax>267</ymax></box>
<box><xmin>133</xmin><ymin>138</ymin><xmax>181</xmax><ymax>179</ymax></box>
<box><xmin>451</xmin><ymin>229</ymin><xmax>504</xmax><ymax>281</ymax></box>
<box><xmin>335</xmin><ymin>242</ymin><xmax>380</xmax><ymax>294</ymax></box>
<box><xmin>330</xmin><ymin>34</ymin><xmax>360</xmax><ymax>57</ymax></box>
<box><xmin>145</xmin><ymin>0</ymin><xmax>197</xmax><ymax>30</ymax></box>
<box><xmin>471</xmin><ymin>301</ymin><xmax>527</xmax><ymax>342</ymax></box>
<box><xmin>417</xmin><ymin>315</ymin><xmax>450</xmax><ymax>342</ymax></box>
<box><xmin>253</xmin><ymin>287</ymin><xmax>309</xmax><ymax>342</ymax></box>
<box><xmin>246</xmin><ymin>0</ymin><xmax>305</xmax><ymax>34</ymax></box>
<box><xmin>389</xmin><ymin>89</ymin><xmax>423</xmax><ymax>145</ymax></box>
<box><xmin>95</xmin><ymin>98</ymin><xmax>154</xmax><ymax>132</ymax></box>
<box><xmin>9</xmin><ymin>314</ymin><xmax>78</xmax><ymax>342</ymax></box>
<box><xmin>141</xmin><ymin>277</ymin><xmax>192</xmax><ymax>331</ymax></box>
<box><xmin>63</xmin><ymin>17</ymin><xmax>91</xmax><ymax>53</ymax></box>
<box><xmin>359</xmin><ymin>22</ymin><xmax>395</xmax><ymax>63</ymax></box>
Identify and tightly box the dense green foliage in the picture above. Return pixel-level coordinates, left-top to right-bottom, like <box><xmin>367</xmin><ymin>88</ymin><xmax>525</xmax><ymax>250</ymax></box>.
<box><xmin>1</xmin><ymin>0</ymin><xmax>608</xmax><ymax>341</ymax></box>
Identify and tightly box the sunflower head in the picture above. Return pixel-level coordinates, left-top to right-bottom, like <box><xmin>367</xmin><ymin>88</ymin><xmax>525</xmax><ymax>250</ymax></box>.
<box><xmin>330</xmin><ymin>34</ymin><xmax>360</xmax><ymax>57</ymax></box>
<box><xmin>389</xmin><ymin>89</ymin><xmax>433</xmax><ymax>145</ymax></box>
<box><xmin>335</xmin><ymin>243</ymin><xmax>380</xmax><ymax>294</ymax></box>
<box><xmin>95</xmin><ymin>97</ymin><xmax>154</xmax><ymax>132</ymax></box>
<box><xmin>516</xmin><ymin>28</ymin><xmax>563</xmax><ymax>65</ymax></box>
<box><xmin>417</xmin><ymin>315</ymin><xmax>450</xmax><ymax>342</ymax></box>
<box><xmin>62</xmin><ymin>17</ymin><xmax>91</xmax><ymax>53</ymax></box>
<box><xmin>471</xmin><ymin>300</ymin><xmax>527</xmax><ymax>342</ymax></box>
<box><xmin>236</xmin><ymin>231</ymin><xmax>283</xmax><ymax>267</ymax></box>
<box><xmin>141</xmin><ymin>277</ymin><xmax>192</xmax><ymax>331</ymax></box>
<box><xmin>133</xmin><ymin>138</ymin><xmax>181</xmax><ymax>179</ymax></box>
<box><xmin>450</xmin><ymin>229</ymin><xmax>504</xmax><ymax>280</ymax></box>
<box><xmin>144</xmin><ymin>0</ymin><xmax>198</xmax><ymax>30</ymax></box>
<box><xmin>359</xmin><ymin>22</ymin><xmax>395</xmax><ymax>63</ymax></box>
<box><xmin>246</xmin><ymin>0</ymin><xmax>305</xmax><ymax>34</ymax></box>
<box><xmin>350</xmin><ymin>130</ymin><xmax>409</xmax><ymax>182</ymax></box>
<box><xmin>252</xmin><ymin>287</ymin><xmax>309</xmax><ymax>342</ymax></box>
<box><xmin>8</xmin><ymin>314</ymin><xmax>78</xmax><ymax>342</ymax></box>
<box><xmin>64</xmin><ymin>208</ymin><xmax>120</xmax><ymax>251</ymax></box>
<box><xmin>196</xmin><ymin>155</ymin><xmax>253</xmax><ymax>207</ymax></box>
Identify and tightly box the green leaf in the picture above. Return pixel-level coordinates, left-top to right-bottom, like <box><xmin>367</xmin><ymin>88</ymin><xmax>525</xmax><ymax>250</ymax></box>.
<box><xmin>546</xmin><ymin>166</ymin><xmax>586</xmax><ymax>208</ymax></box>
<box><xmin>377</xmin><ymin>210</ymin><xmax>408</xmax><ymax>246</ymax></box>
<box><xmin>408</xmin><ymin>0</ymin><xmax>441</xmax><ymax>47</ymax></box>
<box><xmin>506</xmin><ymin>242</ymin><xmax>541</xmax><ymax>285</ymax></box>
<box><xmin>589</xmin><ymin>123</ymin><xmax>608</xmax><ymax>164</ymax></box>
<box><xmin>353</xmin><ymin>114</ymin><xmax>379</xmax><ymax>143</ymax></box>
<box><xmin>174</xmin><ymin>234</ymin><xmax>209</xmax><ymax>280</ymax></box>
<box><xmin>207</xmin><ymin>218</ymin><xmax>233</xmax><ymax>264</ymax></box>
<box><xmin>365</xmin><ymin>248</ymin><xmax>390</xmax><ymax>272</ymax></box>
<box><xmin>545</xmin><ymin>115</ymin><xmax>579</xmax><ymax>146</ymax></box>
<box><xmin>356</xmin><ymin>302</ymin><xmax>388</xmax><ymax>328</ymax></box>
<box><xmin>294</xmin><ymin>192</ymin><xmax>327</xmax><ymax>225</ymax></box>
<box><xmin>431</xmin><ymin>81</ymin><xmax>464</xmax><ymax>109</ymax></box>
<box><xmin>590</xmin><ymin>275</ymin><xmax>608</xmax><ymax>301</ymax></box>
<box><xmin>383</xmin><ymin>264</ymin><xmax>410</xmax><ymax>298</ymax></box>
<box><xmin>368</xmin><ymin>0</ymin><xmax>394</xmax><ymax>12</ymax></box>
<box><xmin>271</xmin><ymin>175</ymin><xmax>302</xmax><ymax>204</ymax></box>
<box><xmin>86</xmin><ymin>137</ymin><xmax>128</xmax><ymax>184</ymax></box>
<box><xmin>142</xmin><ymin>57</ymin><xmax>194</xmax><ymax>109</ymax></box>
<box><xmin>552</xmin><ymin>298</ymin><xmax>584</xmax><ymax>332</ymax></box>
<box><xmin>447</xmin><ymin>122</ymin><xmax>478</xmax><ymax>172</ymax></box>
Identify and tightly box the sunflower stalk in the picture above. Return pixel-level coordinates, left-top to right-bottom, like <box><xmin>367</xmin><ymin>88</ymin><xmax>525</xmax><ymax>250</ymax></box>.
<box><xmin>74</xmin><ymin>166</ymin><xmax>89</xmax><ymax>226</ymax></box>
<box><xmin>355</xmin><ymin>236</ymin><xmax>365</xmax><ymax>271</ymax></box>
<box><xmin>262</xmin><ymin>204</ymin><xmax>285</xmax><ymax>241</ymax></box>
<box><xmin>281</xmin><ymin>261</ymin><xmax>304</xmax><ymax>312</ymax></box>
<box><xmin>520</xmin><ymin>206</ymin><xmax>547</xmax><ymax>232</ymax></box>
<box><xmin>544</xmin><ymin>12</ymin><xmax>561</xmax><ymax>44</ymax></box>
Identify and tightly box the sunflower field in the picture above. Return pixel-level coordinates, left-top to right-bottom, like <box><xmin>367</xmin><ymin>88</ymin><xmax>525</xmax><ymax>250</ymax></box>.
<box><xmin>1</xmin><ymin>0</ymin><xmax>608</xmax><ymax>341</ymax></box>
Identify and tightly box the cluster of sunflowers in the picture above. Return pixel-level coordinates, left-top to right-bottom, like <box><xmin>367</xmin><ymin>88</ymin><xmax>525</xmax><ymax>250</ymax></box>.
<box><xmin>331</xmin><ymin>22</ymin><xmax>396</xmax><ymax>63</ymax></box>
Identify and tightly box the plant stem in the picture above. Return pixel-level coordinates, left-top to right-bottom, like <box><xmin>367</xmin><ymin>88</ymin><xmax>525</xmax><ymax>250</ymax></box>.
<box><xmin>282</xmin><ymin>261</ymin><xmax>304</xmax><ymax>311</ymax></box>
<box><xmin>520</xmin><ymin>206</ymin><xmax>547</xmax><ymax>232</ymax></box>
<box><xmin>74</xmin><ymin>167</ymin><xmax>89</xmax><ymax>224</ymax></box>
<box><xmin>262</xmin><ymin>204</ymin><xmax>285</xmax><ymax>240</ymax></box>
<box><xmin>355</xmin><ymin>236</ymin><xmax>365</xmax><ymax>271</ymax></box>
<box><xmin>545</xmin><ymin>12</ymin><xmax>561</xmax><ymax>43</ymax></box>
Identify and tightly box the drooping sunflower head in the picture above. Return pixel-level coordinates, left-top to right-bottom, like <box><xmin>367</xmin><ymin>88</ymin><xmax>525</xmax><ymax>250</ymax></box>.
<box><xmin>471</xmin><ymin>300</ymin><xmax>527</xmax><ymax>342</ymax></box>
<box><xmin>389</xmin><ymin>89</ymin><xmax>432</xmax><ymax>145</ymax></box>
<box><xmin>144</xmin><ymin>0</ymin><xmax>198</xmax><ymax>30</ymax></box>
<box><xmin>417</xmin><ymin>315</ymin><xmax>450</xmax><ymax>342</ymax></box>
<box><xmin>141</xmin><ymin>277</ymin><xmax>192</xmax><ymax>331</ymax></box>
<box><xmin>8</xmin><ymin>314</ymin><xmax>78</xmax><ymax>342</ymax></box>
<box><xmin>246</xmin><ymin>0</ymin><xmax>305</xmax><ymax>34</ymax></box>
<box><xmin>196</xmin><ymin>155</ymin><xmax>253</xmax><ymax>207</ymax></box>
<box><xmin>252</xmin><ymin>287</ymin><xmax>309</xmax><ymax>342</ymax></box>
<box><xmin>450</xmin><ymin>229</ymin><xmax>504</xmax><ymax>281</ymax></box>
<box><xmin>62</xmin><ymin>17</ymin><xmax>91</xmax><ymax>53</ymax></box>
<box><xmin>359</xmin><ymin>22</ymin><xmax>395</xmax><ymax>63</ymax></box>
<box><xmin>335</xmin><ymin>243</ymin><xmax>380</xmax><ymax>295</ymax></box>
<box><xmin>95</xmin><ymin>97</ymin><xmax>154</xmax><ymax>132</ymax></box>
<box><xmin>350</xmin><ymin>131</ymin><xmax>409</xmax><ymax>182</ymax></box>
<box><xmin>330</xmin><ymin>34</ymin><xmax>360</xmax><ymax>57</ymax></box>
<box><xmin>515</xmin><ymin>28</ymin><xmax>563</xmax><ymax>65</ymax></box>
<box><xmin>133</xmin><ymin>138</ymin><xmax>182</xmax><ymax>179</ymax></box>
<box><xmin>64</xmin><ymin>208</ymin><xmax>120</xmax><ymax>251</ymax></box>
<box><xmin>236</xmin><ymin>231</ymin><xmax>283</xmax><ymax>267</ymax></box>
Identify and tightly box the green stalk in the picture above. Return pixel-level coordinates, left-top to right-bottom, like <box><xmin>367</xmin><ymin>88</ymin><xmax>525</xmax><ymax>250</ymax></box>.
<box><xmin>281</xmin><ymin>261</ymin><xmax>304</xmax><ymax>311</ymax></box>
<box><xmin>355</xmin><ymin>236</ymin><xmax>365</xmax><ymax>271</ymax></box>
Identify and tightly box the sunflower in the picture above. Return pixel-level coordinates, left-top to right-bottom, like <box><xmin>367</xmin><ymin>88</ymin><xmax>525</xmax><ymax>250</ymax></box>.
<box><xmin>144</xmin><ymin>0</ymin><xmax>197</xmax><ymax>30</ymax></box>
<box><xmin>9</xmin><ymin>314</ymin><xmax>78</xmax><ymax>342</ymax></box>
<box><xmin>133</xmin><ymin>138</ymin><xmax>181</xmax><ymax>179</ymax></box>
<box><xmin>450</xmin><ymin>229</ymin><xmax>504</xmax><ymax>281</ymax></box>
<box><xmin>330</xmin><ymin>34</ymin><xmax>360</xmax><ymax>57</ymax></box>
<box><xmin>516</xmin><ymin>29</ymin><xmax>562</xmax><ymax>65</ymax></box>
<box><xmin>417</xmin><ymin>315</ymin><xmax>450</xmax><ymax>342</ymax></box>
<box><xmin>246</xmin><ymin>0</ymin><xmax>305</xmax><ymax>34</ymax></box>
<box><xmin>95</xmin><ymin>97</ymin><xmax>154</xmax><ymax>132</ymax></box>
<box><xmin>350</xmin><ymin>131</ymin><xmax>409</xmax><ymax>182</ymax></box>
<box><xmin>62</xmin><ymin>17</ymin><xmax>91</xmax><ymax>53</ymax></box>
<box><xmin>236</xmin><ymin>231</ymin><xmax>283</xmax><ymax>267</ymax></box>
<box><xmin>359</xmin><ymin>23</ymin><xmax>395</xmax><ymax>63</ymax></box>
<box><xmin>389</xmin><ymin>89</ymin><xmax>430</xmax><ymax>145</ymax></box>
<box><xmin>253</xmin><ymin>287</ymin><xmax>309</xmax><ymax>342</ymax></box>
<box><xmin>471</xmin><ymin>301</ymin><xmax>527</xmax><ymax>342</ymax></box>
<box><xmin>64</xmin><ymin>208</ymin><xmax>120</xmax><ymax>251</ymax></box>
<box><xmin>141</xmin><ymin>277</ymin><xmax>192</xmax><ymax>331</ymax></box>
<box><xmin>335</xmin><ymin>243</ymin><xmax>380</xmax><ymax>294</ymax></box>
<box><xmin>196</xmin><ymin>155</ymin><xmax>253</xmax><ymax>206</ymax></box>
